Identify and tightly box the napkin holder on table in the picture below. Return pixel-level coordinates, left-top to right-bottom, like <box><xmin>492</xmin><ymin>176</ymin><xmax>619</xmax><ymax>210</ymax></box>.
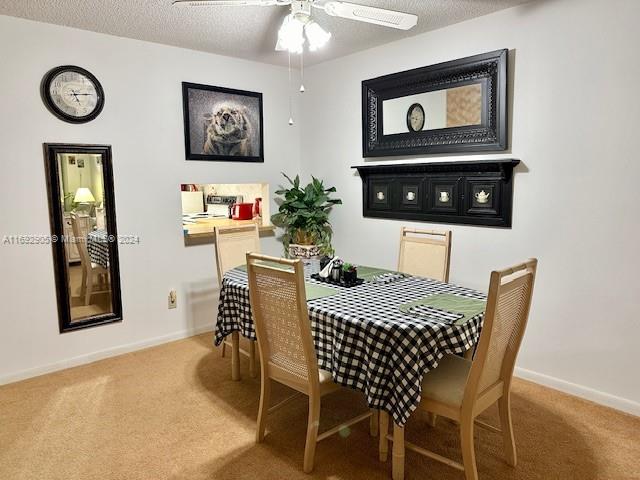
<box><xmin>319</xmin><ymin>256</ymin><xmax>342</xmax><ymax>279</ymax></box>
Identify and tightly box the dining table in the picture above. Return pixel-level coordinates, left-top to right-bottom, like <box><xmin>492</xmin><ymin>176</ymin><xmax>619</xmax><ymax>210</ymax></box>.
<box><xmin>86</xmin><ymin>229</ymin><xmax>110</xmax><ymax>268</ymax></box>
<box><xmin>215</xmin><ymin>263</ymin><xmax>486</xmax><ymax>426</ymax></box>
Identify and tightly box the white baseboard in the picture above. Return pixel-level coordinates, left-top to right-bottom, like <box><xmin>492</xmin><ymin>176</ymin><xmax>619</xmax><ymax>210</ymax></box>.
<box><xmin>0</xmin><ymin>323</ymin><xmax>215</xmax><ymax>386</ymax></box>
<box><xmin>515</xmin><ymin>367</ymin><xmax>640</xmax><ymax>417</ymax></box>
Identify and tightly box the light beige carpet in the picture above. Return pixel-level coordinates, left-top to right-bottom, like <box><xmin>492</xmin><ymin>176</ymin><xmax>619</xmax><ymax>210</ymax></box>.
<box><xmin>0</xmin><ymin>334</ymin><xmax>638</xmax><ymax>480</ymax></box>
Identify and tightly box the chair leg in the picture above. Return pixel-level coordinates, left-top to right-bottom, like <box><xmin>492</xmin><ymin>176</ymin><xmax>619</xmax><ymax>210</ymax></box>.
<box><xmin>255</xmin><ymin>377</ymin><xmax>271</xmax><ymax>443</ymax></box>
<box><xmin>221</xmin><ymin>341</ymin><xmax>227</xmax><ymax>358</ymax></box>
<box><xmin>231</xmin><ymin>332</ymin><xmax>241</xmax><ymax>381</ymax></box>
<box><xmin>249</xmin><ymin>341</ymin><xmax>257</xmax><ymax>378</ymax></box>
<box><xmin>303</xmin><ymin>395</ymin><xmax>321</xmax><ymax>473</ymax></box>
<box><xmin>460</xmin><ymin>419</ymin><xmax>479</xmax><ymax>480</ymax></box>
<box><xmin>427</xmin><ymin>412</ymin><xmax>437</xmax><ymax>427</ymax></box>
<box><xmin>370</xmin><ymin>409</ymin><xmax>379</xmax><ymax>437</ymax></box>
<box><xmin>392</xmin><ymin>422</ymin><xmax>405</xmax><ymax>480</ymax></box>
<box><xmin>84</xmin><ymin>269</ymin><xmax>94</xmax><ymax>306</ymax></box>
<box><xmin>498</xmin><ymin>393</ymin><xmax>517</xmax><ymax>467</ymax></box>
<box><xmin>80</xmin><ymin>269</ymin><xmax>87</xmax><ymax>298</ymax></box>
<box><xmin>379</xmin><ymin>410</ymin><xmax>389</xmax><ymax>462</ymax></box>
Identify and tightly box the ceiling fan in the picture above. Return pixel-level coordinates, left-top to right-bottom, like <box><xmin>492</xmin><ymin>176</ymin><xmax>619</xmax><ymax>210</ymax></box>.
<box><xmin>172</xmin><ymin>0</ymin><xmax>418</xmax><ymax>53</ymax></box>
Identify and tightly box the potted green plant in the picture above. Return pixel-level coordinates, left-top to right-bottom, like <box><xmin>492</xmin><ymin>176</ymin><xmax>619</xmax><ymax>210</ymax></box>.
<box><xmin>271</xmin><ymin>173</ymin><xmax>342</xmax><ymax>258</ymax></box>
<box><xmin>342</xmin><ymin>263</ymin><xmax>358</xmax><ymax>284</ymax></box>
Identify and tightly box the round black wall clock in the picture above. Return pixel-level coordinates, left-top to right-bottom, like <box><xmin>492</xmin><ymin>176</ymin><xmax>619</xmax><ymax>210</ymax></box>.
<box><xmin>406</xmin><ymin>103</ymin><xmax>425</xmax><ymax>132</ymax></box>
<box><xmin>41</xmin><ymin>66</ymin><xmax>105</xmax><ymax>124</ymax></box>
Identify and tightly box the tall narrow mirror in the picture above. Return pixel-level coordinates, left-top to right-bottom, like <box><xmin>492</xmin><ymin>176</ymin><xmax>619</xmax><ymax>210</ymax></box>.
<box><xmin>44</xmin><ymin>144</ymin><xmax>122</xmax><ymax>332</ymax></box>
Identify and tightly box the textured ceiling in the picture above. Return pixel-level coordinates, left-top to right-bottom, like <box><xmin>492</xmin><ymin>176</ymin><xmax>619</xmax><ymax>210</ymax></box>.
<box><xmin>0</xmin><ymin>0</ymin><xmax>531</xmax><ymax>66</ymax></box>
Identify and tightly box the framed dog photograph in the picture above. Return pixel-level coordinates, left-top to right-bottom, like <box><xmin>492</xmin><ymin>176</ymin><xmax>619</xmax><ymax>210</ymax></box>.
<box><xmin>182</xmin><ymin>82</ymin><xmax>264</xmax><ymax>162</ymax></box>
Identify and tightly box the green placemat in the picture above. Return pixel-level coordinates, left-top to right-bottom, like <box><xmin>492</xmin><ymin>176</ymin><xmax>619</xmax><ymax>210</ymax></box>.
<box><xmin>399</xmin><ymin>293</ymin><xmax>486</xmax><ymax>325</ymax></box>
<box><xmin>304</xmin><ymin>283</ymin><xmax>338</xmax><ymax>301</ymax></box>
<box><xmin>357</xmin><ymin>266</ymin><xmax>396</xmax><ymax>281</ymax></box>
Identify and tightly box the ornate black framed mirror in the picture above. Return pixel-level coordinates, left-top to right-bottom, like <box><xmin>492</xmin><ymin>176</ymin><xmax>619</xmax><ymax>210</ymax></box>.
<box><xmin>362</xmin><ymin>49</ymin><xmax>508</xmax><ymax>157</ymax></box>
<box><xmin>44</xmin><ymin>144</ymin><xmax>122</xmax><ymax>333</ymax></box>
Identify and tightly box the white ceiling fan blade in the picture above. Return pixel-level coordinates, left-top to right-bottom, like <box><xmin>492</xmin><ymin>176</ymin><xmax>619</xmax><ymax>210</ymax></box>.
<box><xmin>172</xmin><ymin>0</ymin><xmax>288</xmax><ymax>7</ymax></box>
<box><xmin>320</xmin><ymin>1</ymin><xmax>417</xmax><ymax>30</ymax></box>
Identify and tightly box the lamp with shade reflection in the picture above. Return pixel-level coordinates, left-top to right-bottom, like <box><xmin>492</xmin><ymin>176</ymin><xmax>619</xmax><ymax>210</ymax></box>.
<box><xmin>73</xmin><ymin>187</ymin><xmax>95</xmax><ymax>214</ymax></box>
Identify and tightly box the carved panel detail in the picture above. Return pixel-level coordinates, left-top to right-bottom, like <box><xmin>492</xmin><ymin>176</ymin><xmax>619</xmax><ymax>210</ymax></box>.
<box><xmin>362</xmin><ymin>50</ymin><xmax>508</xmax><ymax>157</ymax></box>
<box><xmin>354</xmin><ymin>160</ymin><xmax>519</xmax><ymax>228</ymax></box>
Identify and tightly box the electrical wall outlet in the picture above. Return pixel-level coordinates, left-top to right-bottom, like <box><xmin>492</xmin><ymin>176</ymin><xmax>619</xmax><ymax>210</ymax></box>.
<box><xmin>168</xmin><ymin>290</ymin><xmax>177</xmax><ymax>309</ymax></box>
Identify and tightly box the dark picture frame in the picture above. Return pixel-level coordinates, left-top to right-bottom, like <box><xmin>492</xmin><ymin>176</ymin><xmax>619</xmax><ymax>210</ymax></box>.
<box><xmin>362</xmin><ymin>49</ymin><xmax>508</xmax><ymax>157</ymax></box>
<box><xmin>44</xmin><ymin>143</ymin><xmax>123</xmax><ymax>333</ymax></box>
<box><xmin>429</xmin><ymin>179</ymin><xmax>458</xmax><ymax>214</ymax></box>
<box><xmin>182</xmin><ymin>82</ymin><xmax>264</xmax><ymax>162</ymax></box>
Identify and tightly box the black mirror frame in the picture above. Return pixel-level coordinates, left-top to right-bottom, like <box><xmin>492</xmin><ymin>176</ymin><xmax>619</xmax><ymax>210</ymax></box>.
<box><xmin>362</xmin><ymin>49</ymin><xmax>508</xmax><ymax>157</ymax></box>
<box><xmin>43</xmin><ymin>143</ymin><xmax>123</xmax><ymax>333</ymax></box>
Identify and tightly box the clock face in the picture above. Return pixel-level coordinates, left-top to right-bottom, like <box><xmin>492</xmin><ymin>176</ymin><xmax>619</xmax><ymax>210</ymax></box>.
<box><xmin>42</xmin><ymin>66</ymin><xmax>104</xmax><ymax>123</ymax></box>
<box><xmin>406</xmin><ymin>103</ymin><xmax>425</xmax><ymax>132</ymax></box>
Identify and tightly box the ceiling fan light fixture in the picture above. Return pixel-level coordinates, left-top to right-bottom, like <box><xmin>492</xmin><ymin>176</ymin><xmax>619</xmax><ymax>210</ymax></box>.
<box><xmin>304</xmin><ymin>20</ymin><xmax>331</xmax><ymax>51</ymax></box>
<box><xmin>275</xmin><ymin>14</ymin><xmax>305</xmax><ymax>53</ymax></box>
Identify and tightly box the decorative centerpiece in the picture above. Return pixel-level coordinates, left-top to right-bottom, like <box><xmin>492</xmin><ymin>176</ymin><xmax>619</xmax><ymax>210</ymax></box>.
<box><xmin>342</xmin><ymin>263</ymin><xmax>358</xmax><ymax>284</ymax></box>
<box><xmin>330</xmin><ymin>259</ymin><xmax>344</xmax><ymax>282</ymax></box>
<box><xmin>271</xmin><ymin>173</ymin><xmax>342</xmax><ymax>258</ymax></box>
<box><xmin>320</xmin><ymin>255</ymin><xmax>333</xmax><ymax>270</ymax></box>
<box><xmin>311</xmin><ymin>257</ymin><xmax>362</xmax><ymax>287</ymax></box>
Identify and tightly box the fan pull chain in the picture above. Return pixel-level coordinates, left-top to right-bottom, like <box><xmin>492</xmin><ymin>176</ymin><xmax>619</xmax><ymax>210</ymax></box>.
<box><xmin>299</xmin><ymin>50</ymin><xmax>305</xmax><ymax>93</ymax></box>
<box><xmin>288</xmin><ymin>51</ymin><xmax>294</xmax><ymax>126</ymax></box>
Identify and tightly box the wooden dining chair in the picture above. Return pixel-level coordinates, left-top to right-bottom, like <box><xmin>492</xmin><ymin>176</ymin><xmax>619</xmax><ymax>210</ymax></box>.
<box><xmin>397</xmin><ymin>227</ymin><xmax>452</xmax><ymax>282</ymax></box>
<box><xmin>214</xmin><ymin>224</ymin><xmax>261</xmax><ymax>379</ymax></box>
<box><xmin>70</xmin><ymin>212</ymin><xmax>110</xmax><ymax>306</ymax></box>
<box><xmin>247</xmin><ymin>253</ymin><xmax>374</xmax><ymax>473</ymax></box>
<box><xmin>379</xmin><ymin>259</ymin><xmax>538</xmax><ymax>480</ymax></box>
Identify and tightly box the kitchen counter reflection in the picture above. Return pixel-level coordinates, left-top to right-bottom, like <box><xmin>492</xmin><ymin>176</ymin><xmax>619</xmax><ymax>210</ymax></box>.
<box><xmin>183</xmin><ymin>218</ymin><xmax>275</xmax><ymax>246</ymax></box>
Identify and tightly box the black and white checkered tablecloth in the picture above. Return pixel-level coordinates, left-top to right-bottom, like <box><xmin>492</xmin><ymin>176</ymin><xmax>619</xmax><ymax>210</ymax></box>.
<box><xmin>215</xmin><ymin>267</ymin><xmax>485</xmax><ymax>425</ymax></box>
<box><xmin>87</xmin><ymin>229</ymin><xmax>109</xmax><ymax>268</ymax></box>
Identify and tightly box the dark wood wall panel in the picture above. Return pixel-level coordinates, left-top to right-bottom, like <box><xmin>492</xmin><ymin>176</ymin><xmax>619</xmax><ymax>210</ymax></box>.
<box><xmin>353</xmin><ymin>160</ymin><xmax>519</xmax><ymax>228</ymax></box>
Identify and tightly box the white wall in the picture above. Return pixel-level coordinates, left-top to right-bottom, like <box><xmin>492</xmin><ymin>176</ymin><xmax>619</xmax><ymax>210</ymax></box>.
<box><xmin>0</xmin><ymin>15</ymin><xmax>300</xmax><ymax>383</ymax></box>
<box><xmin>300</xmin><ymin>0</ymin><xmax>640</xmax><ymax>414</ymax></box>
